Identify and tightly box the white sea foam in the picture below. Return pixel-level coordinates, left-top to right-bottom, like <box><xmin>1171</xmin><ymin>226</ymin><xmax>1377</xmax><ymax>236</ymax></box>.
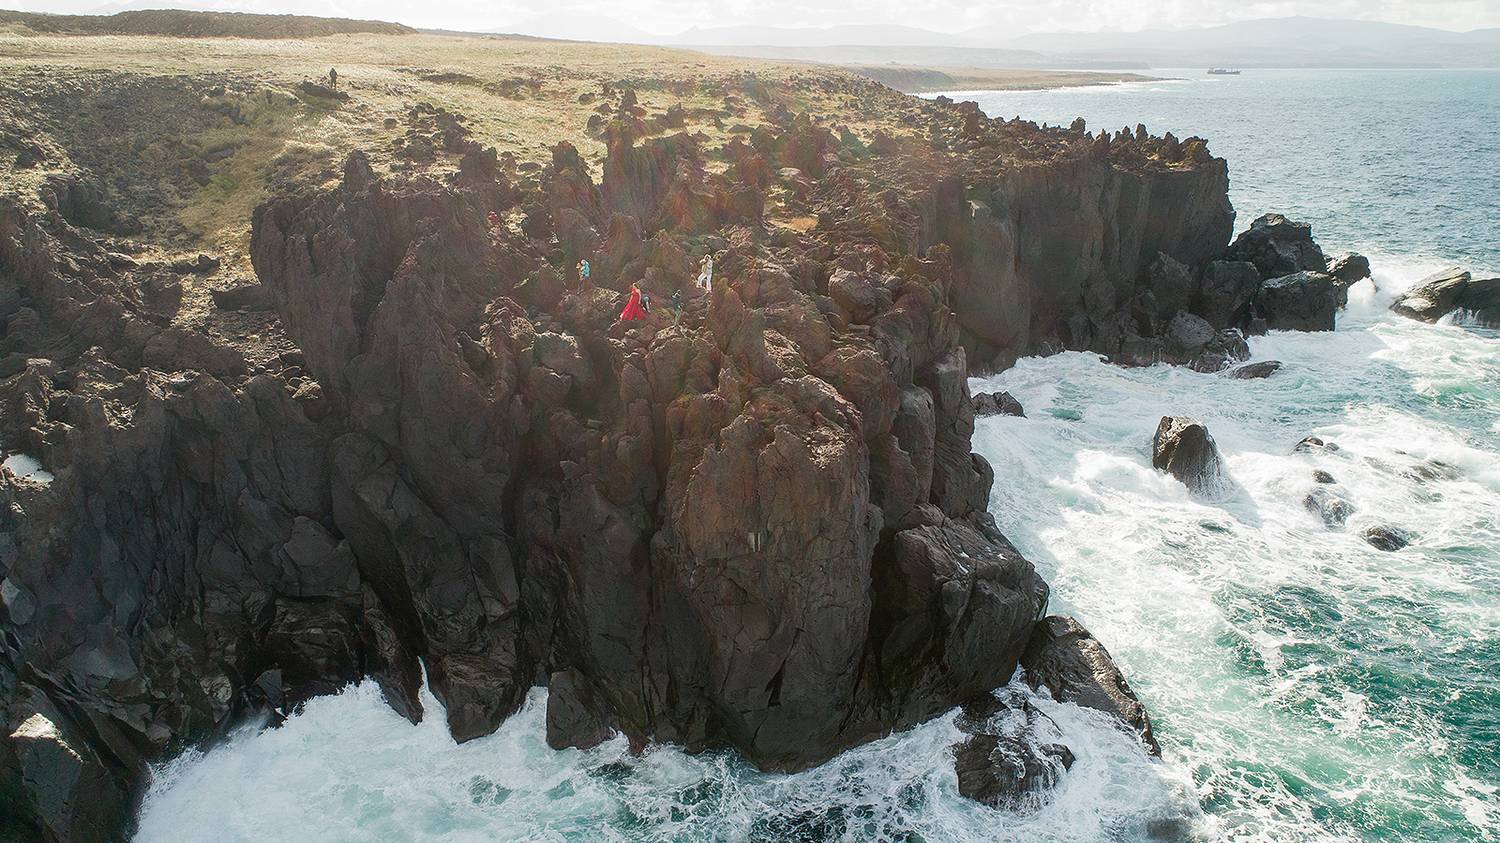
<box><xmin>970</xmin><ymin>297</ymin><xmax>1500</xmax><ymax>841</ymax></box>
<box><xmin>1</xmin><ymin>452</ymin><xmax>53</xmax><ymax>485</ymax></box>
<box><xmin>135</xmin><ymin>676</ymin><xmax>1193</xmax><ymax>842</ymax></box>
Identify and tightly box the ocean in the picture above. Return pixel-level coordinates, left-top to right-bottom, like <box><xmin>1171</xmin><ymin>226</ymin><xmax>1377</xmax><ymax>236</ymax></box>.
<box><xmin>134</xmin><ymin>70</ymin><xmax>1499</xmax><ymax>842</ymax></box>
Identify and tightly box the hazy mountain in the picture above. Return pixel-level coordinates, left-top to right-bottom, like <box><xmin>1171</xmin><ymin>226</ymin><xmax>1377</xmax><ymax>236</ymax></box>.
<box><xmin>995</xmin><ymin>16</ymin><xmax>1500</xmax><ymax>67</ymax></box>
<box><xmin>669</xmin><ymin>23</ymin><xmax>978</xmax><ymax>48</ymax></box>
<box><xmin>653</xmin><ymin>17</ymin><xmax>1500</xmax><ymax>67</ymax></box>
<box><xmin>504</xmin><ymin>14</ymin><xmax>661</xmax><ymax>44</ymax></box>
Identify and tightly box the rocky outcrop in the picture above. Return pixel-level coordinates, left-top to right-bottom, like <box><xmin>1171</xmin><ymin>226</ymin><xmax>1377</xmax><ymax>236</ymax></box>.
<box><xmin>0</xmin><ymin>75</ymin><xmax>1353</xmax><ymax>838</ymax></box>
<box><xmin>1391</xmin><ymin>267</ymin><xmax>1500</xmax><ymax>327</ymax></box>
<box><xmin>1152</xmin><ymin>416</ymin><xmax>1229</xmax><ymax>497</ymax></box>
<box><xmin>1223</xmin><ymin>213</ymin><xmax>1326</xmax><ymax>279</ymax></box>
<box><xmin>1020</xmin><ymin>616</ymin><xmax>1160</xmax><ymax>756</ymax></box>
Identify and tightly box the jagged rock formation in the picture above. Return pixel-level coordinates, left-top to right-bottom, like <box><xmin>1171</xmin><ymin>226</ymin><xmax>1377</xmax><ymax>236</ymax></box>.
<box><xmin>1152</xmin><ymin>416</ymin><xmax>1229</xmax><ymax>497</ymax></box>
<box><xmin>1391</xmin><ymin>266</ymin><xmax>1500</xmax><ymax>327</ymax></box>
<box><xmin>1</xmin><ymin>71</ymin><xmax>1357</xmax><ymax>838</ymax></box>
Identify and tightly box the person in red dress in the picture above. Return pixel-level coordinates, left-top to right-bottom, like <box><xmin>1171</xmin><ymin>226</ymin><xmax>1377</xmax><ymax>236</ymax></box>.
<box><xmin>619</xmin><ymin>284</ymin><xmax>647</xmax><ymax>321</ymax></box>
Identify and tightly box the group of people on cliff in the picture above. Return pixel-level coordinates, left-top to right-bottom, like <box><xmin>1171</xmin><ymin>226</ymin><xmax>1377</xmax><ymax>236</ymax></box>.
<box><xmin>608</xmin><ymin>253</ymin><xmax>714</xmax><ymax>326</ymax></box>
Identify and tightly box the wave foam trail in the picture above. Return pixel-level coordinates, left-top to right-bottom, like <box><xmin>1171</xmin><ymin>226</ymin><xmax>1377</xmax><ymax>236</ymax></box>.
<box><xmin>135</xmin><ymin>676</ymin><xmax>1192</xmax><ymax>842</ymax></box>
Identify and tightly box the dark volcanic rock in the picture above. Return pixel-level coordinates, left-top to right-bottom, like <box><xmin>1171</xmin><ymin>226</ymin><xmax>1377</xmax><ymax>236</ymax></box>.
<box><xmin>1256</xmin><ymin>271</ymin><xmax>1347</xmax><ymax>332</ymax></box>
<box><xmin>1152</xmin><ymin>416</ymin><xmax>1228</xmax><ymax>497</ymax></box>
<box><xmin>1312</xmin><ymin>469</ymin><xmax>1336</xmax><ymax>484</ymax></box>
<box><xmin>0</xmin><ymin>77</ymin><xmax>1341</xmax><ymax>838</ymax></box>
<box><xmin>952</xmin><ymin>690</ymin><xmax>1076</xmax><ymax>812</ymax></box>
<box><xmin>1195</xmin><ymin>260</ymin><xmax>1261</xmax><ymax>328</ymax></box>
<box><xmin>973</xmin><ymin>390</ymin><xmax>1025</xmax><ymax>417</ymax></box>
<box><xmin>1391</xmin><ymin>267</ymin><xmax>1500</xmax><ymax>327</ymax></box>
<box><xmin>1224</xmin><ymin>213</ymin><xmax>1327</xmax><ymax>279</ymax></box>
<box><xmin>1020</xmin><ymin>616</ymin><xmax>1160</xmax><ymax>756</ymax></box>
<box><xmin>545</xmin><ymin>669</ymin><xmax>616</xmax><ymax>751</ymax></box>
<box><xmin>954</xmin><ymin>733</ymin><xmax>1074</xmax><ymax>812</ymax></box>
<box><xmin>1326</xmin><ymin>252</ymin><xmax>1371</xmax><ymax>285</ymax></box>
<box><xmin>1229</xmin><ymin>360</ymin><xmax>1282</xmax><ymax>379</ymax></box>
<box><xmin>1362</xmin><ymin>525</ymin><xmax>1411</xmax><ymax>551</ymax></box>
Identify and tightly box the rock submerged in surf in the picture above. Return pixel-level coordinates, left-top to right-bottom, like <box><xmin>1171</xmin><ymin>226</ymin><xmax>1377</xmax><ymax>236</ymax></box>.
<box><xmin>952</xmin><ymin>690</ymin><xmax>1076</xmax><ymax>812</ymax></box>
<box><xmin>1229</xmin><ymin>360</ymin><xmax>1281</xmax><ymax>379</ymax></box>
<box><xmin>1390</xmin><ymin>267</ymin><xmax>1500</xmax><ymax>326</ymax></box>
<box><xmin>1152</xmin><ymin>416</ymin><xmax>1229</xmax><ymax>496</ymax></box>
<box><xmin>1293</xmin><ymin>435</ymin><xmax>1339</xmax><ymax>453</ymax></box>
<box><xmin>1362</xmin><ymin>525</ymin><xmax>1412</xmax><ymax>551</ymax></box>
<box><xmin>1020</xmin><ymin>615</ymin><xmax>1161</xmax><ymax>757</ymax></box>
<box><xmin>973</xmin><ymin>390</ymin><xmax>1025</xmax><ymax>417</ymax></box>
<box><xmin>1303</xmin><ymin>487</ymin><xmax>1355</xmax><ymax>528</ymax></box>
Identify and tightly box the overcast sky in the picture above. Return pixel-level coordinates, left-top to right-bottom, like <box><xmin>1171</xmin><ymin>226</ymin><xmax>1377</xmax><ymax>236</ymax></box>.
<box><xmin>9</xmin><ymin>0</ymin><xmax>1498</xmax><ymax>37</ymax></box>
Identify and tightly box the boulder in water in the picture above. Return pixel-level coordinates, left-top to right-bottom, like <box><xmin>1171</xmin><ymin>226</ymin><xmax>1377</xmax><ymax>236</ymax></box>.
<box><xmin>1303</xmin><ymin>487</ymin><xmax>1354</xmax><ymax>528</ymax></box>
<box><xmin>1255</xmin><ymin>271</ymin><xmax>1347</xmax><ymax>332</ymax></box>
<box><xmin>1187</xmin><ymin>329</ymin><xmax>1250</xmax><ymax>373</ymax></box>
<box><xmin>1020</xmin><ymin>615</ymin><xmax>1160</xmax><ymax>756</ymax></box>
<box><xmin>1363</xmin><ymin>525</ymin><xmax>1411</xmax><ymax>551</ymax></box>
<box><xmin>1152</xmin><ymin>416</ymin><xmax>1228</xmax><ymax>496</ymax></box>
<box><xmin>954</xmin><ymin>733</ymin><xmax>1075</xmax><ymax>812</ymax></box>
<box><xmin>952</xmin><ymin>690</ymin><xmax>1076</xmax><ymax>812</ymax></box>
<box><xmin>1223</xmin><ymin>213</ymin><xmax>1327</xmax><ymax>279</ymax></box>
<box><xmin>1294</xmin><ymin>435</ymin><xmax>1339</xmax><ymax>453</ymax></box>
<box><xmin>973</xmin><ymin>390</ymin><xmax>1025</xmax><ymax>417</ymax></box>
<box><xmin>1312</xmin><ymin>469</ymin><xmax>1336</xmax><ymax>484</ymax></box>
<box><xmin>1404</xmin><ymin>458</ymin><xmax>1460</xmax><ymax>483</ymax></box>
<box><xmin>1229</xmin><ymin>360</ymin><xmax>1282</xmax><ymax>379</ymax></box>
<box><xmin>1391</xmin><ymin>267</ymin><xmax>1500</xmax><ymax>327</ymax></box>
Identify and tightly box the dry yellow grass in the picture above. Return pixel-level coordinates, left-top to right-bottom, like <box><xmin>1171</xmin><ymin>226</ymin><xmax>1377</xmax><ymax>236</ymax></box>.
<box><xmin>0</xmin><ymin>31</ymin><xmax>914</xmax><ymax>264</ymax></box>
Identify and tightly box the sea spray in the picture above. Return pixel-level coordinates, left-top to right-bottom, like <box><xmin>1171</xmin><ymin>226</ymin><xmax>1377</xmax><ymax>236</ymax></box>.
<box><xmin>135</xmin><ymin>677</ymin><xmax>1193</xmax><ymax>842</ymax></box>
<box><xmin>971</xmin><ymin>268</ymin><xmax>1499</xmax><ymax>841</ymax></box>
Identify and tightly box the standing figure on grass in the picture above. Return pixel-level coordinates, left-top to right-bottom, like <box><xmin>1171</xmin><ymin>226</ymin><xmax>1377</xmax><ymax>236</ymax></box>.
<box><xmin>619</xmin><ymin>284</ymin><xmax>647</xmax><ymax>322</ymax></box>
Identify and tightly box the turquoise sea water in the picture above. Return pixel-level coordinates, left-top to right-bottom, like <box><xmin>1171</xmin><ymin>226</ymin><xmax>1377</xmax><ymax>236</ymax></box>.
<box><xmin>135</xmin><ymin>71</ymin><xmax>1499</xmax><ymax>841</ymax></box>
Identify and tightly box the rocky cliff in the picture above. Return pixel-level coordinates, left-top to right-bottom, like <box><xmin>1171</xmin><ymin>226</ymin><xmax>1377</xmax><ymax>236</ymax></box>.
<box><xmin>2</xmin><ymin>77</ymin><xmax>1341</xmax><ymax>840</ymax></box>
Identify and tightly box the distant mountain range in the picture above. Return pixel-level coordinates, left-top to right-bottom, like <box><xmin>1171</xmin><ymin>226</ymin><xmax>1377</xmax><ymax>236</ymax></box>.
<box><xmin>667</xmin><ymin>16</ymin><xmax>1500</xmax><ymax>68</ymax></box>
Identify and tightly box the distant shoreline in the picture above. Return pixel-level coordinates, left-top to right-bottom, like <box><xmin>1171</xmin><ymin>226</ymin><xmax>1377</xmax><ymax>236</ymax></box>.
<box><xmin>841</xmin><ymin>65</ymin><xmax>1164</xmax><ymax>94</ymax></box>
